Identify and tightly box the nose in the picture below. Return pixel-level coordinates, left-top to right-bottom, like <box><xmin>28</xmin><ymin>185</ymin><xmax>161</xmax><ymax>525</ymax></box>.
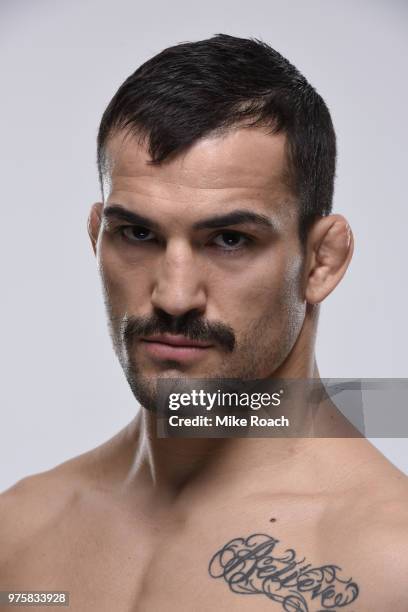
<box><xmin>150</xmin><ymin>240</ymin><xmax>207</xmax><ymax>318</ymax></box>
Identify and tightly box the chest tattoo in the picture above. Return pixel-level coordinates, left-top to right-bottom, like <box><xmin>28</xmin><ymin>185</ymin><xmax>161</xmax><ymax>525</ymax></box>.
<box><xmin>208</xmin><ymin>533</ymin><xmax>359</xmax><ymax>611</ymax></box>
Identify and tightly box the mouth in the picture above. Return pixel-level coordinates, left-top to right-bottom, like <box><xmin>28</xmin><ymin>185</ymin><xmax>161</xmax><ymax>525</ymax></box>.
<box><xmin>139</xmin><ymin>334</ymin><xmax>213</xmax><ymax>363</ymax></box>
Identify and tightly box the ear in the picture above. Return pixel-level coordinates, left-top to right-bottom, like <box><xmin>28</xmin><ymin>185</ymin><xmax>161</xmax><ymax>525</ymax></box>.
<box><xmin>305</xmin><ymin>214</ymin><xmax>354</xmax><ymax>304</ymax></box>
<box><xmin>87</xmin><ymin>202</ymin><xmax>103</xmax><ymax>255</ymax></box>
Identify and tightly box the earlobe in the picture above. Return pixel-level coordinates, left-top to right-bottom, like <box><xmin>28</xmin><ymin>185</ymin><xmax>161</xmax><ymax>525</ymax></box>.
<box><xmin>305</xmin><ymin>214</ymin><xmax>354</xmax><ymax>304</ymax></box>
<box><xmin>87</xmin><ymin>202</ymin><xmax>103</xmax><ymax>255</ymax></box>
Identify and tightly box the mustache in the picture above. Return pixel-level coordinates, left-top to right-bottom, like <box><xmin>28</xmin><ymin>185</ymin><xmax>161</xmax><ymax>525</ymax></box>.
<box><xmin>121</xmin><ymin>311</ymin><xmax>236</xmax><ymax>352</ymax></box>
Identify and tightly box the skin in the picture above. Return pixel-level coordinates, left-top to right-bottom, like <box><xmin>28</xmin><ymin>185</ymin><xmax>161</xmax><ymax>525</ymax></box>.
<box><xmin>92</xmin><ymin>128</ymin><xmax>350</xmax><ymax>413</ymax></box>
<box><xmin>0</xmin><ymin>127</ymin><xmax>407</xmax><ymax>611</ymax></box>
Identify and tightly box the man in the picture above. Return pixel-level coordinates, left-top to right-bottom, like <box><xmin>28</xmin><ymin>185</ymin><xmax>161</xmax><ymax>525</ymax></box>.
<box><xmin>1</xmin><ymin>34</ymin><xmax>407</xmax><ymax>611</ymax></box>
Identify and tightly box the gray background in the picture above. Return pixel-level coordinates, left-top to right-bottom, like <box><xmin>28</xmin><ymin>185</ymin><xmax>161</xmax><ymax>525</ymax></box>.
<box><xmin>1</xmin><ymin>0</ymin><xmax>407</xmax><ymax>491</ymax></box>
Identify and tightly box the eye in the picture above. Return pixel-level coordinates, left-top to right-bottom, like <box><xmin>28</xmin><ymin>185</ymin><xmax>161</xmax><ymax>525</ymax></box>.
<box><xmin>212</xmin><ymin>231</ymin><xmax>250</xmax><ymax>250</ymax></box>
<box><xmin>120</xmin><ymin>226</ymin><xmax>156</xmax><ymax>242</ymax></box>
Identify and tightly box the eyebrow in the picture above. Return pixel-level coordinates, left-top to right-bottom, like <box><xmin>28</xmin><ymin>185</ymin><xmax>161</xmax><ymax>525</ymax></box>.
<box><xmin>192</xmin><ymin>210</ymin><xmax>275</xmax><ymax>231</ymax></box>
<box><xmin>103</xmin><ymin>205</ymin><xmax>161</xmax><ymax>231</ymax></box>
<box><xmin>103</xmin><ymin>204</ymin><xmax>276</xmax><ymax>232</ymax></box>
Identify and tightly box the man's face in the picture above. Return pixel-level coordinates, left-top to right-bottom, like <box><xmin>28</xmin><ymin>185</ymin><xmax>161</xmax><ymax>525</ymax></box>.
<box><xmin>93</xmin><ymin>128</ymin><xmax>307</xmax><ymax>408</ymax></box>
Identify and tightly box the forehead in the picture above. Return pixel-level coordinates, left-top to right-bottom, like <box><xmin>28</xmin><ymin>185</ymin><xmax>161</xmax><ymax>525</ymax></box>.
<box><xmin>102</xmin><ymin>127</ymin><xmax>296</xmax><ymax>222</ymax></box>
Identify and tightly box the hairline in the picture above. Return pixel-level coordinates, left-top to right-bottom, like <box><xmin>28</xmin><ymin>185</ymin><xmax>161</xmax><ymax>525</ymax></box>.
<box><xmin>98</xmin><ymin>122</ymin><xmax>314</xmax><ymax>245</ymax></box>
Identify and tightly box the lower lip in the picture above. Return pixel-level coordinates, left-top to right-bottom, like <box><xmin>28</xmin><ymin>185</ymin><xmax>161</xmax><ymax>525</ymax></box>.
<box><xmin>140</xmin><ymin>340</ymin><xmax>212</xmax><ymax>363</ymax></box>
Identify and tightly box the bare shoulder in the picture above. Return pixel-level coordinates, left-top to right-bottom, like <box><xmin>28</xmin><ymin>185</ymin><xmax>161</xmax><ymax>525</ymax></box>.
<box><xmin>354</xmin><ymin>486</ymin><xmax>408</xmax><ymax>610</ymax></box>
<box><xmin>0</xmin><ymin>464</ymin><xmax>83</xmax><ymax>557</ymax></box>
<box><xmin>0</xmin><ymin>421</ymin><xmax>137</xmax><ymax>564</ymax></box>
<box><xmin>327</xmin><ymin>454</ymin><xmax>408</xmax><ymax>610</ymax></box>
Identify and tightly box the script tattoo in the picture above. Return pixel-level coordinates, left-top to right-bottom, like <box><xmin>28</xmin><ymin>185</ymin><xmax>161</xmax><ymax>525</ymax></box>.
<box><xmin>208</xmin><ymin>533</ymin><xmax>359</xmax><ymax>611</ymax></box>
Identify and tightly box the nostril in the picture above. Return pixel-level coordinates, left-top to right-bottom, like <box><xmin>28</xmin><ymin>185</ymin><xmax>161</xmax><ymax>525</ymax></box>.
<box><xmin>150</xmin><ymin>284</ymin><xmax>207</xmax><ymax>319</ymax></box>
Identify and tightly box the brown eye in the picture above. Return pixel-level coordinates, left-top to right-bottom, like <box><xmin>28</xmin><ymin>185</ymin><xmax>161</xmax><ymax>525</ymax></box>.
<box><xmin>121</xmin><ymin>226</ymin><xmax>155</xmax><ymax>242</ymax></box>
<box><xmin>213</xmin><ymin>231</ymin><xmax>248</xmax><ymax>250</ymax></box>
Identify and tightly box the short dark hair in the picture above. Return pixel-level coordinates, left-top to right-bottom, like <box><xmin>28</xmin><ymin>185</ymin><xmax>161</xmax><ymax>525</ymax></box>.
<box><xmin>97</xmin><ymin>34</ymin><xmax>336</xmax><ymax>240</ymax></box>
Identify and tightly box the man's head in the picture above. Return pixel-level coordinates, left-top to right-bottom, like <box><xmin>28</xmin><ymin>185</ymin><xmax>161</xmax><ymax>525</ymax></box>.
<box><xmin>88</xmin><ymin>34</ymin><xmax>353</xmax><ymax>410</ymax></box>
<box><xmin>97</xmin><ymin>34</ymin><xmax>336</xmax><ymax>242</ymax></box>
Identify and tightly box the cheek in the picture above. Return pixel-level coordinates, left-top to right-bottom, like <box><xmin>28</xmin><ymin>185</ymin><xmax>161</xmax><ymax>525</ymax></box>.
<box><xmin>97</xmin><ymin>238</ymin><xmax>151</xmax><ymax>316</ymax></box>
<box><xmin>234</xmin><ymin>255</ymin><xmax>305</xmax><ymax>374</ymax></box>
<box><xmin>220</xmin><ymin>248</ymin><xmax>304</xmax><ymax>336</ymax></box>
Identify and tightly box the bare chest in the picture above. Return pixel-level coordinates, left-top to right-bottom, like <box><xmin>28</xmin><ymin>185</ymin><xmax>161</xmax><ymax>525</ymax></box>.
<box><xmin>2</xmin><ymin>506</ymin><xmax>374</xmax><ymax>612</ymax></box>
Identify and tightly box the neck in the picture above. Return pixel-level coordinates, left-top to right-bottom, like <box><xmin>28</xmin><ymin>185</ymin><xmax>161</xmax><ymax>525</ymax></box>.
<box><xmin>126</xmin><ymin>402</ymin><xmax>361</xmax><ymax>507</ymax></box>
<box><xmin>126</xmin><ymin>314</ymin><xmax>326</xmax><ymax>498</ymax></box>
